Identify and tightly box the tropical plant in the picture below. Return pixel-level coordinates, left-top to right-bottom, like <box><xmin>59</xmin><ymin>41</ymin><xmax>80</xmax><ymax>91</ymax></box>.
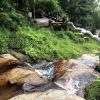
<box><xmin>59</xmin><ymin>0</ymin><xmax>96</xmax><ymax>29</ymax></box>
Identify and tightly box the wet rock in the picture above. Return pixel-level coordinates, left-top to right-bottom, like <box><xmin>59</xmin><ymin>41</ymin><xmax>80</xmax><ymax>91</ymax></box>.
<box><xmin>54</xmin><ymin>54</ymin><xmax>99</xmax><ymax>97</ymax></box>
<box><xmin>34</xmin><ymin>54</ymin><xmax>99</xmax><ymax>97</ymax></box>
<box><xmin>0</xmin><ymin>54</ymin><xmax>18</xmax><ymax>61</ymax></box>
<box><xmin>35</xmin><ymin>60</ymin><xmax>72</xmax><ymax>80</ymax></box>
<box><xmin>9</xmin><ymin>89</ymin><xmax>85</xmax><ymax>100</ymax></box>
<box><xmin>53</xmin><ymin>60</ymin><xmax>72</xmax><ymax>79</ymax></box>
<box><xmin>55</xmin><ymin>68</ymin><xmax>94</xmax><ymax>96</ymax></box>
<box><xmin>8</xmin><ymin>50</ymin><xmax>27</xmax><ymax>62</ymax></box>
<box><xmin>0</xmin><ymin>66</ymin><xmax>49</xmax><ymax>86</ymax></box>
<box><xmin>0</xmin><ymin>54</ymin><xmax>49</xmax><ymax>99</ymax></box>
<box><xmin>0</xmin><ymin>54</ymin><xmax>99</xmax><ymax>100</ymax></box>
<box><xmin>0</xmin><ymin>67</ymin><xmax>33</xmax><ymax>86</ymax></box>
<box><xmin>35</xmin><ymin>62</ymin><xmax>55</xmax><ymax>80</ymax></box>
<box><xmin>78</xmin><ymin>54</ymin><xmax>99</xmax><ymax>68</ymax></box>
<box><xmin>22</xmin><ymin>82</ymin><xmax>52</xmax><ymax>92</ymax></box>
<box><xmin>33</xmin><ymin>60</ymin><xmax>47</xmax><ymax>69</ymax></box>
<box><xmin>0</xmin><ymin>58</ymin><xmax>21</xmax><ymax>73</ymax></box>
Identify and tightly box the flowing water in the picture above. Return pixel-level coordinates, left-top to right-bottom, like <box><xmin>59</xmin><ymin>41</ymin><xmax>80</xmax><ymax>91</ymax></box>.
<box><xmin>0</xmin><ymin>54</ymin><xmax>99</xmax><ymax>100</ymax></box>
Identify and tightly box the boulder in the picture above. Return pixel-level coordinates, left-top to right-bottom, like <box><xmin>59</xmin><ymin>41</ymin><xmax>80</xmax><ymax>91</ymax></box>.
<box><xmin>9</xmin><ymin>89</ymin><xmax>85</xmax><ymax>100</ymax></box>
<box><xmin>78</xmin><ymin>54</ymin><xmax>99</xmax><ymax>68</ymax></box>
<box><xmin>0</xmin><ymin>66</ymin><xmax>49</xmax><ymax>86</ymax></box>
<box><xmin>0</xmin><ymin>54</ymin><xmax>18</xmax><ymax>61</ymax></box>
<box><xmin>35</xmin><ymin>18</ymin><xmax>49</xmax><ymax>27</ymax></box>
<box><xmin>0</xmin><ymin>67</ymin><xmax>32</xmax><ymax>86</ymax></box>
<box><xmin>0</xmin><ymin>84</ymin><xmax>21</xmax><ymax>100</ymax></box>
<box><xmin>53</xmin><ymin>60</ymin><xmax>72</xmax><ymax>79</ymax></box>
<box><xmin>8</xmin><ymin>50</ymin><xmax>27</xmax><ymax>62</ymax></box>
<box><xmin>0</xmin><ymin>54</ymin><xmax>99</xmax><ymax>100</ymax></box>
<box><xmin>0</xmin><ymin>54</ymin><xmax>49</xmax><ymax>100</ymax></box>
<box><xmin>55</xmin><ymin>68</ymin><xmax>94</xmax><ymax>97</ymax></box>
<box><xmin>0</xmin><ymin>58</ymin><xmax>21</xmax><ymax>73</ymax></box>
<box><xmin>35</xmin><ymin>60</ymin><xmax>72</xmax><ymax>80</ymax></box>
<box><xmin>54</xmin><ymin>54</ymin><xmax>99</xmax><ymax>97</ymax></box>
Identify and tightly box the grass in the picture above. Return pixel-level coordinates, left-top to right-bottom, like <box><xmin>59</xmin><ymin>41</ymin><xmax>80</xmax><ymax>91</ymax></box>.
<box><xmin>0</xmin><ymin>26</ymin><xmax>100</xmax><ymax>61</ymax></box>
<box><xmin>85</xmin><ymin>77</ymin><xmax>100</xmax><ymax>100</ymax></box>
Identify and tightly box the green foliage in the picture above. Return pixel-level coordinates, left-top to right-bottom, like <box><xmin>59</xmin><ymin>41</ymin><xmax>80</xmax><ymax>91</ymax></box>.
<box><xmin>0</xmin><ymin>0</ymin><xmax>26</xmax><ymax>31</ymax></box>
<box><xmin>85</xmin><ymin>77</ymin><xmax>100</xmax><ymax>100</ymax></box>
<box><xmin>0</xmin><ymin>9</ymin><xmax>25</xmax><ymax>31</ymax></box>
<box><xmin>92</xmin><ymin>10</ymin><xmax>100</xmax><ymax>30</ymax></box>
<box><xmin>0</xmin><ymin>0</ymin><xmax>12</xmax><ymax>11</ymax></box>
<box><xmin>95</xmin><ymin>64</ymin><xmax>100</xmax><ymax>73</ymax></box>
<box><xmin>0</xmin><ymin>26</ymin><xmax>100</xmax><ymax>61</ymax></box>
<box><xmin>35</xmin><ymin>0</ymin><xmax>65</xmax><ymax>18</ymax></box>
<box><xmin>59</xmin><ymin>0</ymin><xmax>96</xmax><ymax>28</ymax></box>
<box><xmin>0</xmin><ymin>28</ymin><xmax>10</xmax><ymax>53</ymax></box>
<box><xmin>9</xmin><ymin>10</ymin><xmax>25</xmax><ymax>25</ymax></box>
<box><xmin>0</xmin><ymin>12</ymin><xmax>17</xmax><ymax>31</ymax></box>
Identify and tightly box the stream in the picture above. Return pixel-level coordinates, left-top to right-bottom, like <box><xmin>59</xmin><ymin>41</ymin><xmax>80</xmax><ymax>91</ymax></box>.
<box><xmin>0</xmin><ymin>54</ymin><xmax>99</xmax><ymax>100</ymax></box>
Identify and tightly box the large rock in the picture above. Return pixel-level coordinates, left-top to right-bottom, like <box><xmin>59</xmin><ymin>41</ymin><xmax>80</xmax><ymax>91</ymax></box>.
<box><xmin>0</xmin><ymin>67</ymin><xmax>49</xmax><ymax>100</ymax></box>
<box><xmin>9</xmin><ymin>89</ymin><xmax>85</xmax><ymax>100</ymax></box>
<box><xmin>0</xmin><ymin>84</ymin><xmax>21</xmax><ymax>100</ymax></box>
<box><xmin>36</xmin><ymin>18</ymin><xmax>49</xmax><ymax>27</ymax></box>
<box><xmin>0</xmin><ymin>56</ymin><xmax>21</xmax><ymax>73</ymax></box>
<box><xmin>0</xmin><ymin>54</ymin><xmax>18</xmax><ymax>61</ymax></box>
<box><xmin>0</xmin><ymin>54</ymin><xmax>49</xmax><ymax>100</ymax></box>
<box><xmin>0</xmin><ymin>54</ymin><xmax>99</xmax><ymax>100</ymax></box>
<box><xmin>0</xmin><ymin>66</ymin><xmax>49</xmax><ymax>85</ymax></box>
<box><xmin>35</xmin><ymin>60</ymin><xmax>72</xmax><ymax>80</ymax></box>
<box><xmin>78</xmin><ymin>54</ymin><xmax>99</xmax><ymax>68</ymax></box>
<box><xmin>54</xmin><ymin>54</ymin><xmax>99</xmax><ymax>97</ymax></box>
<box><xmin>55</xmin><ymin>68</ymin><xmax>94</xmax><ymax>97</ymax></box>
<box><xmin>53</xmin><ymin>60</ymin><xmax>72</xmax><ymax>79</ymax></box>
<box><xmin>0</xmin><ymin>54</ymin><xmax>36</xmax><ymax>86</ymax></box>
<box><xmin>8</xmin><ymin>50</ymin><xmax>27</xmax><ymax>62</ymax></box>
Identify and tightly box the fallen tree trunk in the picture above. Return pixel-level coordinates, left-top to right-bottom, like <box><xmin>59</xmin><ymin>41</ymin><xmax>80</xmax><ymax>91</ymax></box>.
<box><xmin>67</xmin><ymin>22</ymin><xmax>100</xmax><ymax>41</ymax></box>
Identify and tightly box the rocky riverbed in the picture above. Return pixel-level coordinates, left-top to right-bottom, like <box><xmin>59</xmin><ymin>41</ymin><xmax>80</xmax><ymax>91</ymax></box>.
<box><xmin>0</xmin><ymin>52</ymin><xmax>100</xmax><ymax>100</ymax></box>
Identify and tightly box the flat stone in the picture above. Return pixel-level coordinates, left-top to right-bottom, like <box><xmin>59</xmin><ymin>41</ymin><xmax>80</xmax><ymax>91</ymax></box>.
<box><xmin>1</xmin><ymin>54</ymin><xmax>18</xmax><ymax>61</ymax></box>
<box><xmin>55</xmin><ymin>68</ymin><xmax>94</xmax><ymax>96</ymax></box>
<box><xmin>9</xmin><ymin>89</ymin><xmax>85</xmax><ymax>100</ymax></box>
<box><xmin>8</xmin><ymin>50</ymin><xmax>27</xmax><ymax>61</ymax></box>
<box><xmin>0</xmin><ymin>58</ymin><xmax>21</xmax><ymax>73</ymax></box>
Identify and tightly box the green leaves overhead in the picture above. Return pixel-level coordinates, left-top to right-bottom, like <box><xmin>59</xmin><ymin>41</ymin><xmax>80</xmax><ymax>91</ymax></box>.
<box><xmin>59</xmin><ymin>0</ymin><xmax>96</xmax><ymax>28</ymax></box>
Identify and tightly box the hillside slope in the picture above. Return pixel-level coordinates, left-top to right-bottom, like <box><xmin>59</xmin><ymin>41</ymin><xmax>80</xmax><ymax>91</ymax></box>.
<box><xmin>0</xmin><ymin>27</ymin><xmax>100</xmax><ymax>61</ymax></box>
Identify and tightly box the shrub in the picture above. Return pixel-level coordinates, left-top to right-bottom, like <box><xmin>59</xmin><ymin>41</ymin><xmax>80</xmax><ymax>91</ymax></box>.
<box><xmin>35</xmin><ymin>0</ymin><xmax>65</xmax><ymax>18</ymax></box>
<box><xmin>0</xmin><ymin>26</ymin><xmax>100</xmax><ymax>61</ymax></box>
<box><xmin>85</xmin><ymin>77</ymin><xmax>100</xmax><ymax>100</ymax></box>
<box><xmin>95</xmin><ymin>64</ymin><xmax>100</xmax><ymax>73</ymax></box>
<box><xmin>0</xmin><ymin>10</ymin><xmax>25</xmax><ymax>31</ymax></box>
